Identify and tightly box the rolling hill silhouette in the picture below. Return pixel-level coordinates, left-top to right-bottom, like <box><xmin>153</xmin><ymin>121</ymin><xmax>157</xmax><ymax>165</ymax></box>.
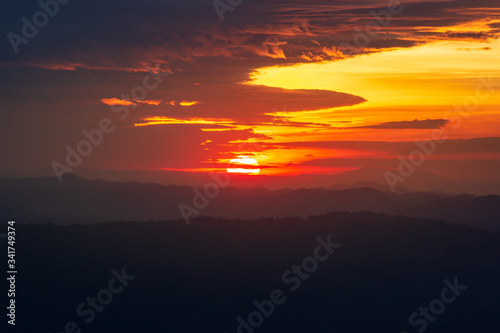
<box><xmin>2</xmin><ymin>175</ymin><xmax>499</xmax><ymax>229</ymax></box>
<box><xmin>9</xmin><ymin>213</ymin><xmax>500</xmax><ymax>333</ymax></box>
<box><xmin>72</xmin><ymin>166</ymin><xmax>500</xmax><ymax>195</ymax></box>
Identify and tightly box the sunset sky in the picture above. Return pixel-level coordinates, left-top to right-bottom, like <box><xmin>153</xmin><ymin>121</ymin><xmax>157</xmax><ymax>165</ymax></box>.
<box><xmin>1</xmin><ymin>0</ymin><xmax>500</xmax><ymax>186</ymax></box>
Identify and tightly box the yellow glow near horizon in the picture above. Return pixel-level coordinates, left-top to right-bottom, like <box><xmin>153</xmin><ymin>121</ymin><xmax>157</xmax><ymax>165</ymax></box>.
<box><xmin>227</xmin><ymin>156</ymin><xmax>261</xmax><ymax>175</ymax></box>
<box><xmin>249</xmin><ymin>39</ymin><xmax>500</xmax><ymax>107</ymax></box>
<box><xmin>134</xmin><ymin>117</ymin><xmax>236</xmax><ymax>127</ymax></box>
<box><xmin>180</xmin><ymin>101</ymin><xmax>200</xmax><ymax>106</ymax></box>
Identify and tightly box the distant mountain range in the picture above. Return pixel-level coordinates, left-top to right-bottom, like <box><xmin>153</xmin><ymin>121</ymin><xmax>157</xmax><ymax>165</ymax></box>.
<box><xmin>72</xmin><ymin>166</ymin><xmax>500</xmax><ymax>195</ymax></box>
<box><xmin>1</xmin><ymin>174</ymin><xmax>499</xmax><ymax>230</ymax></box>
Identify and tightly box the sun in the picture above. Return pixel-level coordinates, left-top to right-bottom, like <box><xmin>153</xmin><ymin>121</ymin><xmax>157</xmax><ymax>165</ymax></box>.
<box><xmin>226</xmin><ymin>156</ymin><xmax>261</xmax><ymax>175</ymax></box>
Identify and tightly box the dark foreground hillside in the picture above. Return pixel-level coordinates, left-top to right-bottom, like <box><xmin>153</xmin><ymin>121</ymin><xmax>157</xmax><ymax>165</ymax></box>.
<box><xmin>4</xmin><ymin>212</ymin><xmax>500</xmax><ymax>332</ymax></box>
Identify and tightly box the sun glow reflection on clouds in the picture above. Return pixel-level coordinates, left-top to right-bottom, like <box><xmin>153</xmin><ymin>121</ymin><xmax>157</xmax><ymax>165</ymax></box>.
<box><xmin>249</xmin><ymin>39</ymin><xmax>500</xmax><ymax>107</ymax></box>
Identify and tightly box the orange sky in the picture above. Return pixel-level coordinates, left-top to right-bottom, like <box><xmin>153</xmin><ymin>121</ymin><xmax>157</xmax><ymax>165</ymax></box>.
<box><xmin>3</xmin><ymin>0</ymin><xmax>500</xmax><ymax>184</ymax></box>
<box><xmin>131</xmin><ymin>38</ymin><xmax>500</xmax><ymax>175</ymax></box>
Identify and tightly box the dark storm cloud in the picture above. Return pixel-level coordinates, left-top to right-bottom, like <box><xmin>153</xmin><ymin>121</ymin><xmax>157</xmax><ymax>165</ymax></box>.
<box><xmin>2</xmin><ymin>0</ymin><xmax>500</xmax><ymax>71</ymax></box>
<box><xmin>279</xmin><ymin>137</ymin><xmax>500</xmax><ymax>155</ymax></box>
<box><xmin>350</xmin><ymin>119</ymin><xmax>449</xmax><ymax>130</ymax></box>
